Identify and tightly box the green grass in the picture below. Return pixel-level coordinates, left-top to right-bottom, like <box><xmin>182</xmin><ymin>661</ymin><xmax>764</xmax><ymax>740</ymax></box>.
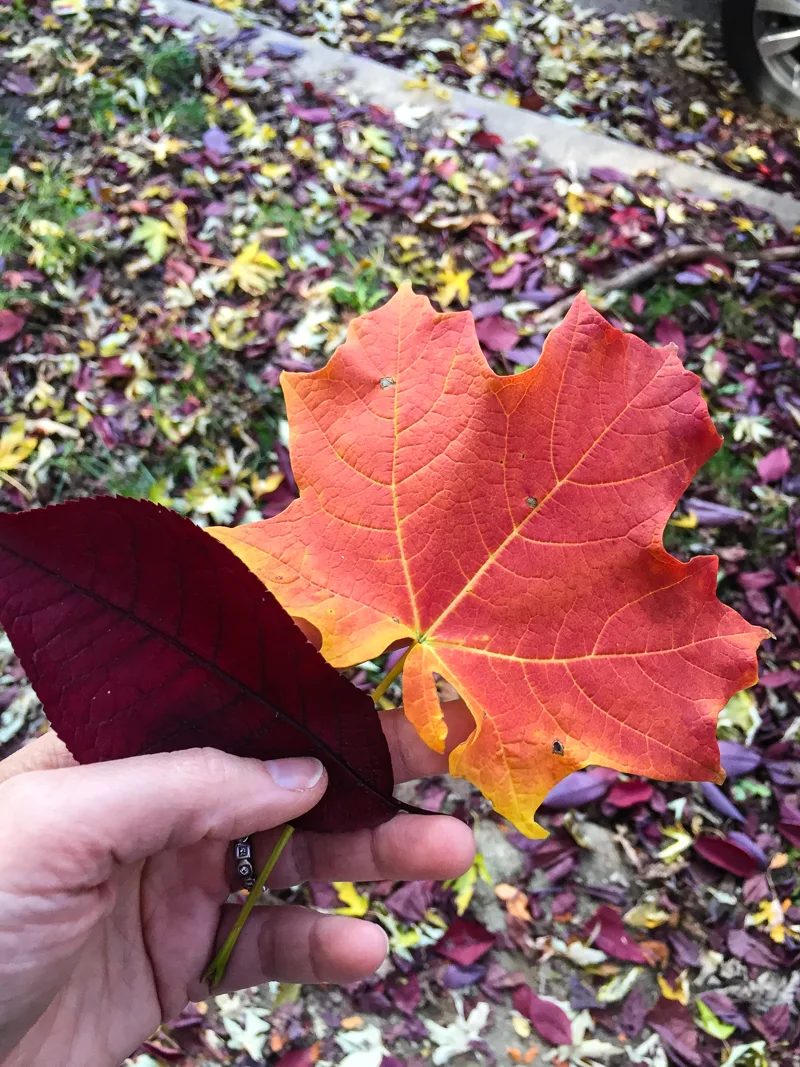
<box><xmin>147</xmin><ymin>42</ymin><xmax>201</xmax><ymax>90</ymax></box>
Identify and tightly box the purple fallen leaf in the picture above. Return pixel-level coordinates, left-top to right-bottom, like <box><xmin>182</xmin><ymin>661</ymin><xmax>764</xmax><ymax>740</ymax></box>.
<box><xmin>441</xmin><ymin>963</ymin><xmax>486</xmax><ymax>989</ymax></box>
<box><xmin>718</xmin><ymin>740</ymin><xmax>762</xmax><ymax>777</ymax></box>
<box><xmin>512</xmin><ymin>987</ymin><xmax>573</xmax><ymax>1046</ymax></box>
<box><xmin>668</xmin><ymin>931</ymin><xmax>700</xmax><ymax>968</ymax></box>
<box><xmin>542</xmin><ymin>769</ymin><xmax>611</xmax><ymax>809</ymax></box>
<box><xmin>694</xmin><ymin>834</ymin><xmax>765</xmax><ymax>877</ymax></box>
<box><xmin>685</xmin><ymin>497</ymin><xmax>748</xmax><ymax>526</ymax></box>
<box><xmin>778</xmin><ymin>333</ymin><xmax>797</xmax><ymax>361</ymax></box>
<box><xmin>202</xmin><ymin>126</ymin><xmax>231</xmax><ymax>156</ymax></box>
<box><xmin>3</xmin><ymin>71</ymin><xmax>38</xmax><ymax>95</ymax></box>
<box><xmin>486</xmin><ymin>262</ymin><xmax>523</xmax><ymax>291</ymax></box>
<box><xmin>630</xmin><ymin>293</ymin><xmax>646</xmax><ymax>315</ymax></box>
<box><xmin>753</xmin><ymin>1003</ymin><xmax>789</xmax><ymax>1044</ymax></box>
<box><xmin>586</xmin><ymin>905</ymin><xmax>647</xmax><ymax>964</ymax></box>
<box><xmin>620</xmin><ymin>987</ymin><xmax>649</xmax><ymax>1038</ymax></box>
<box><xmin>698</xmin><ymin>992</ymin><xmax>749</xmax><ymax>1031</ymax></box>
<box><xmin>475</xmin><ymin>314</ymin><xmax>519</xmax><ymax>352</ymax></box>
<box><xmin>700</xmin><ymin>782</ymin><xmax>745</xmax><ymax>822</ymax></box>
<box><xmin>757</xmin><ymin>447</ymin><xmax>791</xmax><ymax>483</ymax></box>
<box><xmin>759</xmin><ymin>668</ymin><xmax>800</xmax><ymax>688</ymax></box>
<box><xmin>435</xmin><ymin>918</ymin><xmax>495</xmax><ymax>967</ymax></box>
<box><xmin>286</xmin><ymin>103</ymin><xmax>333</xmax><ymax>123</ymax></box>
<box><xmin>647</xmin><ymin>1000</ymin><xmax>701</xmax><ymax>1066</ymax></box>
<box><xmin>654</xmin><ymin>317</ymin><xmax>686</xmax><ymax>358</ymax></box>
<box><xmin>0</xmin><ymin>310</ymin><xmax>25</xmax><ymax>342</ymax></box>
<box><xmin>779</xmin><ymin>583</ymin><xmax>800</xmax><ymax>624</ymax></box>
<box><xmin>384</xmin><ymin>880</ymin><xmax>433</xmax><ymax>923</ymax></box>
<box><xmin>727</xmin><ymin>928</ymin><xmax>780</xmax><ymax>968</ymax></box>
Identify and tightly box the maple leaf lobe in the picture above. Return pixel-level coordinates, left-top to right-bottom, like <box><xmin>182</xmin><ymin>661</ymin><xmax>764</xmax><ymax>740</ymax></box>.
<box><xmin>212</xmin><ymin>285</ymin><xmax>766</xmax><ymax>836</ymax></box>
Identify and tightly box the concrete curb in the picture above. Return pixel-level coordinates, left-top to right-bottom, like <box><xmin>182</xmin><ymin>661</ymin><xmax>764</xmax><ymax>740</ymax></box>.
<box><xmin>164</xmin><ymin>0</ymin><xmax>800</xmax><ymax>230</ymax></box>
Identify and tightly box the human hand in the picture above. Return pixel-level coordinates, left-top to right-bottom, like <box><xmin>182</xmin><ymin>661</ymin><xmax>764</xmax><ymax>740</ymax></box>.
<box><xmin>0</xmin><ymin>701</ymin><xmax>475</xmax><ymax>1067</ymax></box>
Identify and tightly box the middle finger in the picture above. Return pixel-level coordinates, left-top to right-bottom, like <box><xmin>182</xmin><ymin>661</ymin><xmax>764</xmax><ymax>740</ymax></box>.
<box><xmin>240</xmin><ymin>812</ymin><xmax>475</xmax><ymax>891</ymax></box>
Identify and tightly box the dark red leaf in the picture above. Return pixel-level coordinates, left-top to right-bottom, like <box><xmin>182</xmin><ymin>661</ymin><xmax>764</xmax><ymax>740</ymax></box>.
<box><xmin>585</xmin><ymin>905</ymin><xmax>647</xmax><ymax>964</ymax></box>
<box><xmin>435</xmin><ymin>918</ymin><xmax>495</xmax><ymax>967</ymax></box>
<box><xmin>0</xmin><ymin>310</ymin><xmax>25</xmax><ymax>342</ymax></box>
<box><xmin>0</xmin><ymin>497</ymin><xmax>401</xmax><ymax>833</ymax></box>
<box><xmin>275</xmin><ymin>1050</ymin><xmax>314</xmax><ymax>1067</ymax></box>
<box><xmin>605</xmin><ymin>778</ymin><xmax>654</xmax><ymax>808</ymax></box>
<box><xmin>693</xmin><ymin>835</ymin><xmax>764</xmax><ymax>877</ymax></box>
<box><xmin>512</xmin><ymin>987</ymin><xmax>572</xmax><ymax>1046</ymax></box>
<box><xmin>779</xmin><ymin>584</ymin><xmax>800</xmax><ymax>624</ymax></box>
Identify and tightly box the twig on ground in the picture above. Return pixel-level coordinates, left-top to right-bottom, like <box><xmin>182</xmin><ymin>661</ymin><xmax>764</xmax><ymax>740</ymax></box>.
<box><xmin>534</xmin><ymin>244</ymin><xmax>800</xmax><ymax>326</ymax></box>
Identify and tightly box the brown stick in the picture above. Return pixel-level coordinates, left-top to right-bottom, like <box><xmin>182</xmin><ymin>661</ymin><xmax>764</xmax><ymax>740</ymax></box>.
<box><xmin>534</xmin><ymin>243</ymin><xmax>800</xmax><ymax>325</ymax></box>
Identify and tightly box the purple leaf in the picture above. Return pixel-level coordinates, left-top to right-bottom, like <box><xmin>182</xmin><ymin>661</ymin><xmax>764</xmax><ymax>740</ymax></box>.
<box><xmin>435</xmin><ymin>918</ymin><xmax>495</xmax><ymax>967</ymax></box>
<box><xmin>620</xmin><ymin>988</ymin><xmax>650</xmax><ymax>1038</ymax></box>
<box><xmin>698</xmin><ymin>993</ymin><xmax>749</xmax><ymax>1031</ymax></box>
<box><xmin>700</xmin><ymin>782</ymin><xmax>745</xmax><ymax>822</ymax></box>
<box><xmin>286</xmin><ymin>103</ymin><xmax>333</xmax><ymax>123</ymax></box>
<box><xmin>475</xmin><ymin>315</ymin><xmax>519</xmax><ymax>352</ymax></box>
<box><xmin>486</xmin><ymin>262</ymin><xmax>523</xmax><ymax>290</ymax></box>
<box><xmin>757</xmin><ymin>447</ymin><xmax>791</xmax><ymax>483</ymax></box>
<box><xmin>585</xmin><ymin>906</ymin><xmax>647</xmax><ymax>964</ymax></box>
<box><xmin>684</xmin><ymin>497</ymin><xmax>748</xmax><ymax>526</ymax></box>
<box><xmin>727</xmin><ymin>928</ymin><xmax>780</xmax><ymax>969</ymax></box>
<box><xmin>385</xmin><ymin>880</ymin><xmax>434</xmax><ymax>923</ymax></box>
<box><xmin>512</xmin><ymin>987</ymin><xmax>572</xmax><ymax>1046</ymax></box>
<box><xmin>718</xmin><ymin>740</ymin><xmax>762</xmax><ymax>778</ymax></box>
<box><xmin>654</xmin><ymin>317</ymin><xmax>686</xmax><ymax>358</ymax></box>
<box><xmin>202</xmin><ymin>126</ymin><xmax>231</xmax><ymax>157</ymax></box>
<box><xmin>753</xmin><ymin>1003</ymin><xmax>789</xmax><ymax>1044</ymax></box>
<box><xmin>542</xmin><ymin>770</ymin><xmax>611</xmax><ymax>809</ymax></box>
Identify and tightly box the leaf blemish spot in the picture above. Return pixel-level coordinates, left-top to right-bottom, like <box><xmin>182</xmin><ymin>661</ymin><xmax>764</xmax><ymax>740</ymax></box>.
<box><xmin>552</xmin><ymin>739</ymin><xmax>565</xmax><ymax>756</ymax></box>
<box><xmin>526</xmin><ymin>497</ymin><xmax>538</xmax><ymax>509</ymax></box>
<box><xmin>379</xmin><ymin>376</ymin><xmax>396</xmax><ymax>389</ymax></box>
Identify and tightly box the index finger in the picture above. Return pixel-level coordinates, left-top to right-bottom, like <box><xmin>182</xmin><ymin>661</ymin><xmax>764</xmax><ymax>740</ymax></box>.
<box><xmin>0</xmin><ymin>699</ymin><xmax>474</xmax><ymax>788</ymax></box>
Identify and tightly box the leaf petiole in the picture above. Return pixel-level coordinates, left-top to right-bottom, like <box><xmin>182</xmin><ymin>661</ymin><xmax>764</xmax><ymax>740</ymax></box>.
<box><xmin>204</xmin><ymin>824</ymin><xmax>294</xmax><ymax>990</ymax></box>
<box><xmin>371</xmin><ymin>643</ymin><xmax>415</xmax><ymax>706</ymax></box>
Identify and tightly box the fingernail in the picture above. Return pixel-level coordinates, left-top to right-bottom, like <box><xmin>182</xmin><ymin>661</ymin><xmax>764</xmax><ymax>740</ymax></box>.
<box><xmin>265</xmin><ymin>757</ymin><xmax>324</xmax><ymax>791</ymax></box>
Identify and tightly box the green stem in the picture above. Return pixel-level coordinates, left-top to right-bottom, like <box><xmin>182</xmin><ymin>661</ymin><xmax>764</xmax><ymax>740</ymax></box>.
<box><xmin>371</xmin><ymin>643</ymin><xmax>414</xmax><ymax>706</ymax></box>
<box><xmin>204</xmin><ymin>824</ymin><xmax>295</xmax><ymax>990</ymax></box>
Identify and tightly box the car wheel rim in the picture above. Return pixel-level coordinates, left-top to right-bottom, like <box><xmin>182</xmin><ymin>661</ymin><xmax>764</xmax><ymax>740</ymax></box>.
<box><xmin>755</xmin><ymin>0</ymin><xmax>800</xmax><ymax>99</ymax></box>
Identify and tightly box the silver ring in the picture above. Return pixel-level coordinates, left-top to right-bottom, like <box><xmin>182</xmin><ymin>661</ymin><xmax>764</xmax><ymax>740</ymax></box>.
<box><xmin>233</xmin><ymin>836</ymin><xmax>256</xmax><ymax>890</ymax></box>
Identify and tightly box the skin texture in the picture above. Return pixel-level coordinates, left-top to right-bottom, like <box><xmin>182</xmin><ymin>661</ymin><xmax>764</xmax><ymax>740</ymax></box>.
<box><xmin>0</xmin><ymin>701</ymin><xmax>475</xmax><ymax>1067</ymax></box>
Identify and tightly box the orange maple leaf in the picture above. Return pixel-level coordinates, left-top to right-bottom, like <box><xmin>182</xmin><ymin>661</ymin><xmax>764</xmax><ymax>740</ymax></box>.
<box><xmin>211</xmin><ymin>285</ymin><xmax>766</xmax><ymax>836</ymax></box>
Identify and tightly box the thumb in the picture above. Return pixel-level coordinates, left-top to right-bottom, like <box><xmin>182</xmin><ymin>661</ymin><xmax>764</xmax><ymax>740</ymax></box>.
<box><xmin>0</xmin><ymin>748</ymin><xmax>326</xmax><ymax>891</ymax></box>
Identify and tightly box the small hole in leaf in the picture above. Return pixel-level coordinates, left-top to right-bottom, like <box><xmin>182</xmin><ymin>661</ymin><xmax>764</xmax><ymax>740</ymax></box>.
<box><xmin>552</xmin><ymin>739</ymin><xmax>564</xmax><ymax>756</ymax></box>
<box><xmin>521</xmin><ymin>452</ymin><xmax>526</xmax><ymax>459</ymax></box>
<box><xmin>526</xmin><ymin>497</ymin><xmax>538</xmax><ymax>509</ymax></box>
<box><xmin>379</xmin><ymin>377</ymin><xmax>396</xmax><ymax>389</ymax></box>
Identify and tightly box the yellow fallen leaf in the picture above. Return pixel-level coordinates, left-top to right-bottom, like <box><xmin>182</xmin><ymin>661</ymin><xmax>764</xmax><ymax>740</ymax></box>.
<box><xmin>227</xmin><ymin>241</ymin><xmax>283</xmax><ymax>296</ymax></box>
<box><xmin>333</xmin><ymin>882</ymin><xmax>370</xmax><ymax>917</ymax></box>
<box><xmin>0</xmin><ymin>418</ymin><xmax>38</xmax><ymax>472</ymax></box>
<box><xmin>437</xmin><ymin>258</ymin><xmax>473</xmax><ymax>308</ymax></box>
<box><xmin>658</xmin><ymin>972</ymin><xmax>690</xmax><ymax>1005</ymax></box>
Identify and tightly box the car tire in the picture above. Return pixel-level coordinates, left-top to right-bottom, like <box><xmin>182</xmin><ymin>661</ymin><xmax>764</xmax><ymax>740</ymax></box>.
<box><xmin>722</xmin><ymin>0</ymin><xmax>800</xmax><ymax>118</ymax></box>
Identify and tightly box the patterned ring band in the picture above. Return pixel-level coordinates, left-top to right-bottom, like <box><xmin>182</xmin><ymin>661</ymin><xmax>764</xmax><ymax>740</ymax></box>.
<box><xmin>233</xmin><ymin>836</ymin><xmax>256</xmax><ymax>890</ymax></box>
